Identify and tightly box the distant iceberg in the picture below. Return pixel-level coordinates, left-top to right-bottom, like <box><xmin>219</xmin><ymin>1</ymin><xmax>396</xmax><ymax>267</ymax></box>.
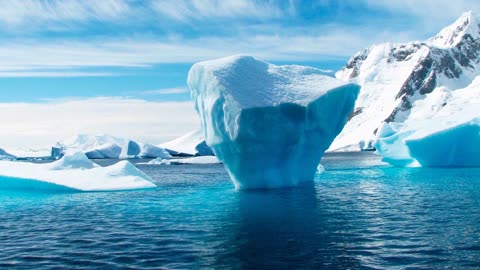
<box><xmin>160</xmin><ymin>129</ymin><xmax>214</xmax><ymax>156</ymax></box>
<box><xmin>85</xmin><ymin>143</ymin><xmax>122</xmax><ymax>159</ymax></box>
<box><xmin>188</xmin><ymin>55</ymin><xmax>359</xmax><ymax>189</ymax></box>
<box><xmin>54</xmin><ymin>134</ymin><xmax>171</xmax><ymax>159</ymax></box>
<box><xmin>126</xmin><ymin>140</ymin><xmax>172</xmax><ymax>159</ymax></box>
<box><xmin>0</xmin><ymin>148</ymin><xmax>16</xmax><ymax>161</ymax></box>
<box><xmin>0</xmin><ymin>152</ymin><xmax>156</xmax><ymax>192</ymax></box>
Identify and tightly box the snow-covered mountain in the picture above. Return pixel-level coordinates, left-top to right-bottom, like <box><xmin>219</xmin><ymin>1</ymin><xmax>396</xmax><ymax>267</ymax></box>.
<box><xmin>330</xmin><ymin>11</ymin><xmax>480</xmax><ymax>151</ymax></box>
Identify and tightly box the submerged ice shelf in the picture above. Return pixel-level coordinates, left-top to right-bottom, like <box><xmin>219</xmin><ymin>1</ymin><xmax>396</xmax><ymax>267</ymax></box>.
<box><xmin>0</xmin><ymin>152</ymin><xmax>156</xmax><ymax>192</ymax></box>
<box><xmin>188</xmin><ymin>55</ymin><xmax>359</xmax><ymax>189</ymax></box>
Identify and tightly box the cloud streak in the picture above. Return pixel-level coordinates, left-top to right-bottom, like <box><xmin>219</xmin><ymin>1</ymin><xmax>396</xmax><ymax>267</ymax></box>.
<box><xmin>0</xmin><ymin>0</ymin><xmax>130</xmax><ymax>26</ymax></box>
<box><xmin>0</xmin><ymin>0</ymin><xmax>291</xmax><ymax>28</ymax></box>
<box><xmin>0</xmin><ymin>0</ymin><xmax>477</xmax><ymax>77</ymax></box>
<box><xmin>0</xmin><ymin>25</ymin><xmax>417</xmax><ymax>75</ymax></box>
<box><xmin>151</xmin><ymin>0</ymin><xmax>288</xmax><ymax>22</ymax></box>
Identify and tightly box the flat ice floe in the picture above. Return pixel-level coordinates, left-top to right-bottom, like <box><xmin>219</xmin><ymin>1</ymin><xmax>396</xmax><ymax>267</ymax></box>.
<box><xmin>146</xmin><ymin>156</ymin><xmax>221</xmax><ymax>165</ymax></box>
<box><xmin>0</xmin><ymin>152</ymin><xmax>156</xmax><ymax>192</ymax></box>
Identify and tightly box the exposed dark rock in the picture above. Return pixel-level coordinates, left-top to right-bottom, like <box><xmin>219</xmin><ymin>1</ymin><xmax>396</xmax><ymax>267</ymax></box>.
<box><xmin>346</xmin><ymin>107</ymin><xmax>363</xmax><ymax>122</ymax></box>
<box><xmin>385</xmin><ymin>31</ymin><xmax>479</xmax><ymax>123</ymax></box>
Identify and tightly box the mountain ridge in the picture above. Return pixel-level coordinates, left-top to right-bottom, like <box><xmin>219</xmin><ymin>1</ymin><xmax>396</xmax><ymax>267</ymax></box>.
<box><xmin>330</xmin><ymin>11</ymin><xmax>480</xmax><ymax>151</ymax></box>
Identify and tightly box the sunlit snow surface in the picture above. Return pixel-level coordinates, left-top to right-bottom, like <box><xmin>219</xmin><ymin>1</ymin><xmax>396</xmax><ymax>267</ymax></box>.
<box><xmin>160</xmin><ymin>129</ymin><xmax>214</xmax><ymax>156</ymax></box>
<box><xmin>146</xmin><ymin>156</ymin><xmax>221</xmax><ymax>165</ymax></box>
<box><xmin>0</xmin><ymin>152</ymin><xmax>156</xmax><ymax>192</ymax></box>
<box><xmin>188</xmin><ymin>55</ymin><xmax>359</xmax><ymax>189</ymax></box>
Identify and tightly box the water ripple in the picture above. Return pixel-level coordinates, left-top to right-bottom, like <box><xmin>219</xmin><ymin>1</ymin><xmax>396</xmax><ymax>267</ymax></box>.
<box><xmin>0</xmin><ymin>153</ymin><xmax>480</xmax><ymax>269</ymax></box>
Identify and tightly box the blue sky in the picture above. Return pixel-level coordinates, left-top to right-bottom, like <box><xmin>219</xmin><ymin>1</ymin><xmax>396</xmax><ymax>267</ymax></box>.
<box><xmin>0</xmin><ymin>0</ymin><xmax>479</xmax><ymax>148</ymax></box>
<box><xmin>1</xmin><ymin>0</ymin><xmax>479</xmax><ymax>102</ymax></box>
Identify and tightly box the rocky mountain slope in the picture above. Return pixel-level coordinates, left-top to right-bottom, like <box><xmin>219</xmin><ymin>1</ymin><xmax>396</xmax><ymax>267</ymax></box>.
<box><xmin>330</xmin><ymin>11</ymin><xmax>480</xmax><ymax>151</ymax></box>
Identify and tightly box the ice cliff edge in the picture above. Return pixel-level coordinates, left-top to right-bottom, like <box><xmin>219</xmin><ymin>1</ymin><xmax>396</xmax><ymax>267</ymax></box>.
<box><xmin>188</xmin><ymin>55</ymin><xmax>360</xmax><ymax>189</ymax></box>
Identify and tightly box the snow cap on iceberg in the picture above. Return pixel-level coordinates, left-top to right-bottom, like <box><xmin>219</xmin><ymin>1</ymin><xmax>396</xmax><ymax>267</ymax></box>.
<box><xmin>48</xmin><ymin>151</ymin><xmax>98</xmax><ymax>170</ymax></box>
<box><xmin>188</xmin><ymin>55</ymin><xmax>360</xmax><ymax>189</ymax></box>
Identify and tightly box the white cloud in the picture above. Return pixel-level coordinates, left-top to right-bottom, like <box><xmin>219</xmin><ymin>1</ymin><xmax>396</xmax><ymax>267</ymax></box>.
<box><xmin>0</xmin><ymin>97</ymin><xmax>199</xmax><ymax>149</ymax></box>
<box><xmin>0</xmin><ymin>0</ymin><xmax>131</xmax><ymax>26</ymax></box>
<box><xmin>0</xmin><ymin>0</ymin><xmax>290</xmax><ymax>28</ymax></box>
<box><xmin>0</xmin><ymin>0</ymin><xmax>475</xmax><ymax>77</ymax></box>
<box><xmin>151</xmin><ymin>0</ymin><xmax>288</xmax><ymax>22</ymax></box>
<box><xmin>0</xmin><ymin>25</ymin><xmax>418</xmax><ymax>74</ymax></box>
<box><xmin>143</xmin><ymin>88</ymin><xmax>188</xmax><ymax>95</ymax></box>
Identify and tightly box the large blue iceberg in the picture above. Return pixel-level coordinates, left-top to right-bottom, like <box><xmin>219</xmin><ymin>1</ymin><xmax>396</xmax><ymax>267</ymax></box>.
<box><xmin>375</xmin><ymin>77</ymin><xmax>480</xmax><ymax>168</ymax></box>
<box><xmin>375</xmin><ymin>118</ymin><xmax>480</xmax><ymax>167</ymax></box>
<box><xmin>188</xmin><ymin>55</ymin><xmax>360</xmax><ymax>189</ymax></box>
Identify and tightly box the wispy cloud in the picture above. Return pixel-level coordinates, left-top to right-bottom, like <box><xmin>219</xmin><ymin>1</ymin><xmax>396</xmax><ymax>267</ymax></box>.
<box><xmin>0</xmin><ymin>97</ymin><xmax>199</xmax><ymax>149</ymax></box>
<box><xmin>0</xmin><ymin>0</ymin><xmax>131</xmax><ymax>26</ymax></box>
<box><xmin>151</xmin><ymin>0</ymin><xmax>289</xmax><ymax>22</ymax></box>
<box><xmin>0</xmin><ymin>0</ymin><xmax>291</xmax><ymax>29</ymax></box>
<box><xmin>0</xmin><ymin>25</ymin><xmax>417</xmax><ymax>74</ymax></box>
<box><xmin>0</xmin><ymin>0</ymin><xmax>477</xmax><ymax>78</ymax></box>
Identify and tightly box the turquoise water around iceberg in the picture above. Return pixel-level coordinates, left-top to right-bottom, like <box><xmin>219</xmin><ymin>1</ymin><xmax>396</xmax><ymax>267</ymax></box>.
<box><xmin>1</xmin><ymin>152</ymin><xmax>480</xmax><ymax>269</ymax></box>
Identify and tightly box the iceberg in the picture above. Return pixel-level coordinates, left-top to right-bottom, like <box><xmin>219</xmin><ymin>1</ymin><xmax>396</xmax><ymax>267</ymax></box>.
<box><xmin>127</xmin><ymin>140</ymin><xmax>172</xmax><ymax>159</ymax></box>
<box><xmin>137</xmin><ymin>143</ymin><xmax>172</xmax><ymax>159</ymax></box>
<box><xmin>375</xmin><ymin>77</ymin><xmax>480</xmax><ymax>167</ymax></box>
<box><xmin>0</xmin><ymin>148</ymin><xmax>16</xmax><ymax>160</ymax></box>
<box><xmin>188</xmin><ymin>55</ymin><xmax>360</xmax><ymax>189</ymax></box>
<box><xmin>85</xmin><ymin>143</ymin><xmax>122</xmax><ymax>159</ymax></box>
<box><xmin>376</xmin><ymin>118</ymin><xmax>480</xmax><ymax>167</ymax></box>
<box><xmin>56</xmin><ymin>134</ymin><xmax>171</xmax><ymax>159</ymax></box>
<box><xmin>0</xmin><ymin>152</ymin><xmax>156</xmax><ymax>192</ymax></box>
<box><xmin>406</xmin><ymin>120</ymin><xmax>480</xmax><ymax>167</ymax></box>
<box><xmin>160</xmin><ymin>129</ymin><xmax>214</xmax><ymax>156</ymax></box>
<box><xmin>57</xmin><ymin>134</ymin><xmax>127</xmax><ymax>159</ymax></box>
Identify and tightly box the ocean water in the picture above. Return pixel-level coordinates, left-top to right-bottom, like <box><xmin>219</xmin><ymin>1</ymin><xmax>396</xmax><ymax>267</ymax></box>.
<box><xmin>1</xmin><ymin>152</ymin><xmax>480</xmax><ymax>269</ymax></box>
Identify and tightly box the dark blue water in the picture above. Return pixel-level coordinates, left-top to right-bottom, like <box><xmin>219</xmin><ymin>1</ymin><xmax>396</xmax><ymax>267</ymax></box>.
<box><xmin>1</xmin><ymin>152</ymin><xmax>480</xmax><ymax>269</ymax></box>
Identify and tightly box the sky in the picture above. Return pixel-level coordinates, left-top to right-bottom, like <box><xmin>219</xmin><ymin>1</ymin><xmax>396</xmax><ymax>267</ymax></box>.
<box><xmin>0</xmin><ymin>0</ymin><xmax>479</xmax><ymax>149</ymax></box>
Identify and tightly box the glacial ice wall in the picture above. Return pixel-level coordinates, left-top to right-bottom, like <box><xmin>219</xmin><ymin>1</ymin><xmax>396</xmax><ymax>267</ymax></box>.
<box><xmin>188</xmin><ymin>55</ymin><xmax>359</xmax><ymax>189</ymax></box>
